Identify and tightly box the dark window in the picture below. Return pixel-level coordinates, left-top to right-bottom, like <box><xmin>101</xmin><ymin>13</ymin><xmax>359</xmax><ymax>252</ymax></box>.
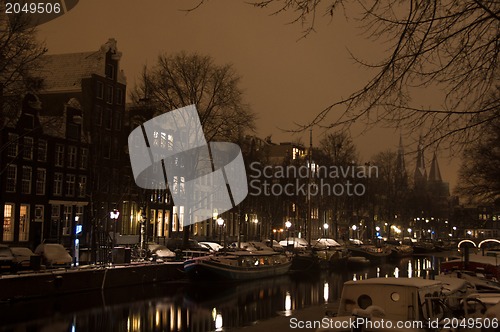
<box><xmin>23</xmin><ymin>137</ymin><xmax>34</xmax><ymax>160</ymax></box>
<box><xmin>95</xmin><ymin>105</ymin><xmax>102</xmax><ymax>126</ymax></box>
<box><xmin>116</xmin><ymin>88</ymin><xmax>123</xmax><ymax>105</ymax></box>
<box><xmin>112</xmin><ymin>137</ymin><xmax>120</xmax><ymax>160</ymax></box>
<box><xmin>96</xmin><ymin>81</ymin><xmax>104</xmax><ymax>99</ymax></box>
<box><xmin>103</xmin><ymin>136</ymin><xmax>111</xmax><ymax>159</ymax></box>
<box><xmin>104</xmin><ymin>108</ymin><xmax>112</xmax><ymax>130</ymax></box>
<box><xmin>67</xmin><ymin>123</ymin><xmax>80</xmax><ymax>140</ymax></box>
<box><xmin>7</xmin><ymin>134</ymin><xmax>18</xmax><ymax>157</ymax></box>
<box><xmin>106</xmin><ymin>64</ymin><xmax>115</xmax><ymax>80</ymax></box>
<box><xmin>37</xmin><ymin>140</ymin><xmax>47</xmax><ymax>162</ymax></box>
<box><xmin>80</xmin><ymin>148</ymin><xmax>88</xmax><ymax>169</ymax></box>
<box><xmin>114</xmin><ymin>111</ymin><xmax>121</xmax><ymax>131</ymax></box>
<box><xmin>106</xmin><ymin>85</ymin><xmax>113</xmax><ymax>104</ymax></box>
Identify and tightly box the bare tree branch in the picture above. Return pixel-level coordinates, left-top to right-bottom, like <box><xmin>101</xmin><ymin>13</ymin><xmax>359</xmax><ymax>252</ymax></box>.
<box><xmin>131</xmin><ymin>51</ymin><xmax>256</xmax><ymax>143</ymax></box>
<box><xmin>245</xmin><ymin>0</ymin><xmax>500</xmax><ymax>151</ymax></box>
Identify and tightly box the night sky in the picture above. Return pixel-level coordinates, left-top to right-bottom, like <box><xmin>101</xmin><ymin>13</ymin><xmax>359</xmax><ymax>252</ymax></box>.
<box><xmin>35</xmin><ymin>0</ymin><xmax>460</xmax><ymax>188</ymax></box>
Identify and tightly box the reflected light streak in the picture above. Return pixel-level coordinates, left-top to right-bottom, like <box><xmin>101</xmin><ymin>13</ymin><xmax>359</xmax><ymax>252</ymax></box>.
<box><xmin>155</xmin><ymin>310</ymin><xmax>160</xmax><ymax>328</ymax></box>
<box><xmin>177</xmin><ymin>308</ymin><xmax>182</xmax><ymax>331</ymax></box>
<box><xmin>284</xmin><ymin>291</ymin><xmax>292</xmax><ymax>316</ymax></box>
<box><xmin>215</xmin><ymin>313</ymin><xmax>223</xmax><ymax>331</ymax></box>
<box><xmin>323</xmin><ymin>282</ymin><xmax>329</xmax><ymax>303</ymax></box>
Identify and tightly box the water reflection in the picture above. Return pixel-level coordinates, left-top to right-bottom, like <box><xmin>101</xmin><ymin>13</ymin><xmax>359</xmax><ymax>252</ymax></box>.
<box><xmin>0</xmin><ymin>254</ymin><xmax>453</xmax><ymax>332</ymax></box>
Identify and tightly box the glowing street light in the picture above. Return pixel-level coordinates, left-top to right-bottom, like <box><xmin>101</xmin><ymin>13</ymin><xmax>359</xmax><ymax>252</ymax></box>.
<box><xmin>217</xmin><ymin>217</ymin><xmax>225</xmax><ymax>245</ymax></box>
<box><xmin>323</xmin><ymin>223</ymin><xmax>329</xmax><ymax>237</ymax></box>
<box><xmin>110</xmin><ymin>209</ymin><xmax>120</xmax><ymax>264</ymax></box>
<box><xmin>285</xmin><ymin>221</ymin><xmax>292</xmax><ymax>247</ymax></box>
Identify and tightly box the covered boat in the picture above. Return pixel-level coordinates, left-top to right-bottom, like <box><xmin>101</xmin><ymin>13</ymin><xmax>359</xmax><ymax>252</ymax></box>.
<box><xmin>183</xmin><ymin>251</ymin><xmax>292</xmax><ymax>281</ymax></box>
<box><xmin>317</xmin><ymin>277</ymin><xmax>465</xmax><ymax>331</ymax></box>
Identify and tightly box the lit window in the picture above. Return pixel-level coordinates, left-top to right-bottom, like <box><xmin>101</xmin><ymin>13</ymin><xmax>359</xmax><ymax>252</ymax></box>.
<box><xmin>19</xmin><ymin>204</ymin><xmax>30</xmax><ymax>242</ymax></box>
<box><xmin>3</xmin><ymin>203</ymin><xmax>14</xmax><ymax>241</ymax></box>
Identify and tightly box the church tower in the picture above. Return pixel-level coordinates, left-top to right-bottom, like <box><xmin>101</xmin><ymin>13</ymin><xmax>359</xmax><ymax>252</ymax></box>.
<box><xmin>414</xmin><ymin>138</ymin><xmax>427</xmax><ymax>188</ymax></box>
<box><xmin>428</xmin><ymin>152</ymin><xmax>442</xmax><ymax>182</ymax></box>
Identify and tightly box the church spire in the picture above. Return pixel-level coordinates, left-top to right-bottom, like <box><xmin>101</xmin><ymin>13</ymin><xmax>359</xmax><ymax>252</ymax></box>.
<box><xmin>429</xmin><ymin>152</ymin><xmax>442</xmax><ymax>182</ymax></box>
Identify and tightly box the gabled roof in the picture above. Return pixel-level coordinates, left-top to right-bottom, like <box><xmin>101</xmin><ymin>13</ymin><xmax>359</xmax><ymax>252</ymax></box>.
<box><xmin>39</xmin><ymin>51</ymin><xmax>105</xmax><ymax>92</ymax></box>
<box><xmin>38</xmin><ymin>38</ymin><xmax>126</xmax><ymax>92</ymax></box>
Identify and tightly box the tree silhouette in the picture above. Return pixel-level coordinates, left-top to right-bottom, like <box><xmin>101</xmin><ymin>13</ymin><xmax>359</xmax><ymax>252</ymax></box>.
<box><xmin>243</xmin><ymin>0</ymin><xmax>499</xmax><ymax>150</ymax></box>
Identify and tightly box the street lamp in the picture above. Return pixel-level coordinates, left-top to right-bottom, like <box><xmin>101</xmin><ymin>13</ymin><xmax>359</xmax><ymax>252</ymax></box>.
<box><xmin>73</xmin><ymin>215</ymin><xmax>81</xmax><ymax>267</ymax></box>
<box><xmin>285</xmin><ymin>221</ymin><xmax>292</xmax><ymax>247</ymax></box>
<box><xmin>217</xmin><ymin>217</ymin><xmax>225</xmax><ymax>245</ymax></box>
<box><xmin>352</xmin><ymin>225</ymin><xmax>357</xmax><ymax>239</ymax></box>
<box><xmin>110</xmin><ymin>208</ymin><xmax>120</xmax><ymax>263</ymax></box>
<box><xmin>323</xmin><ymin>223</ymin><xmax>329</xmax><ymax>238</ymax></box>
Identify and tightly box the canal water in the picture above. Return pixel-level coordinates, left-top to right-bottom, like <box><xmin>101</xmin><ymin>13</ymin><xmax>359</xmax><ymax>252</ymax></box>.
<box><xmin>0</xmin><ymin>253</ymin><xmax>456</xmax><ymax>332</ymax></box>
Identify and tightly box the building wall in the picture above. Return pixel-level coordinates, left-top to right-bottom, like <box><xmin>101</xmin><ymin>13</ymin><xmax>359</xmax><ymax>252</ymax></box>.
<box><xmin>0</xmin><ymin>94</ymin><xmax>90</xmax><ymax>249</ymax></box>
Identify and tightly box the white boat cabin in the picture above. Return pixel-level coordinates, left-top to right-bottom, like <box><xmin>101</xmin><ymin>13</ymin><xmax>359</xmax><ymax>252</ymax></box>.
<box><xmin>318</xmin><ymin>278</ymin><xmax>453</xmax><ymax>331</ymax></box>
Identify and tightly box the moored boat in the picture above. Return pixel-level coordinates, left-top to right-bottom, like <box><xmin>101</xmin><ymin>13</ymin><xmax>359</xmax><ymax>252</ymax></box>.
<box><xmin>385</xmin><ymin>240</ymin><xmax>414</xmax><ymax>259</ymax></box>
<box><xmin>316</xmin><ymin>277</ymin><xmax>459</xmax><ymax>331</ymax></box>
<box><xmin>441</xmin><ymin>253</ymin><xmax>500</xmax><ymax>281</ymax></box>
<box><xmin>347</xmin><ymin>244</ymin><xmax>392</xmax><ymax>262</ymax></box>
<box><xmin>183</xmin><ymin>251</ymin><xmax>292</xmax><ymax>281</ymax></box>
<box><xmin>412</xmin><ymin>241</ymin><xmax>436</xmax><ymax>254</ymax></box>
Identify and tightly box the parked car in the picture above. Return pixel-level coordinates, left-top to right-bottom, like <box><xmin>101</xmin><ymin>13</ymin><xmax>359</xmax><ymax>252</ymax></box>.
<box><xmin>230</xmin><ymin>242</ymin><xmax>258</xmax><ymax>251</ymax></box>
<box><xmin>10</xmin><ymin>247</ymin><xmax>36</xmax><ymax>270</ymax></box>
<box><xmin>279</xmin><ymin>237</ymin><xmax>309</xmax><ymax>249</ymax></box>
<box><xmin>0</xmin><ymin>245</ymin><xmax>14</xmax><ymax>272</ymax></box>
<box><xmin>199</xmin><ymin>241</ymin><xmax>223</xmax><ymax>252</ymax></box>
<box><xmin>249</xmin><ymin>241</ymin><xmax>279</xmax><ymax>252</ymax></box>
<box><xmin>147</xmin><ymin>243</ymin><xmax>175</xmax><ymax>260</ymax></box>
<box><xmin>264</xmin><ymin>239</ymin><xmax>285</xmax><ymax>252</ymax></box>
<box><xmin>165</xmin><ymin>238</ymin><xmax>209</xmax><ymax>252</ymax></box>
<box><xmin>35</xmin><ymin>243</ymin><xmax>72</xmax><ymax>268</ymax></box>
<box><xmin>314</xmin><ymin>238</ymin><xmax>341</xmax><ymax>249</ymax></box>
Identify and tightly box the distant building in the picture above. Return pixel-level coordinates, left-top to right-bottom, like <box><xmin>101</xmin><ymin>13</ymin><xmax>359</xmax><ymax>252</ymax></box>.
<box><xmin>266</xmin><ymin>141</ymin><xmax>306</xmax><ymax>165</ymax></box>
<box><xmin>409</xmin><ymin>141</ymin><xmax>451</xmax><ymax>239</ymax></box>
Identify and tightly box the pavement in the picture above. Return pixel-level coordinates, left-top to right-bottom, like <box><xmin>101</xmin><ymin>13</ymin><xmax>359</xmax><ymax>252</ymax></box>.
<box><xmin>229</xmin><ymin>302</ymin><xmax>339</xmax><ymax>332</ymax></box>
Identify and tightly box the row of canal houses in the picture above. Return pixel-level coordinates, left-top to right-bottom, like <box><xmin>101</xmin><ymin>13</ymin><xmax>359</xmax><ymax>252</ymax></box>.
<box><xmin>0</xmin><ymin>38</ymin><xmax>266</xmax><ymax>253</ymax></box>
<box><xmin>1</xmin><ymin>39</ymin><xmax>181</xmax><ymax>252</ymax></box>
<box><xmin>1</xmin><ymin>38</ymin><xmax>497</xmax><ymax>256</ymax></box>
